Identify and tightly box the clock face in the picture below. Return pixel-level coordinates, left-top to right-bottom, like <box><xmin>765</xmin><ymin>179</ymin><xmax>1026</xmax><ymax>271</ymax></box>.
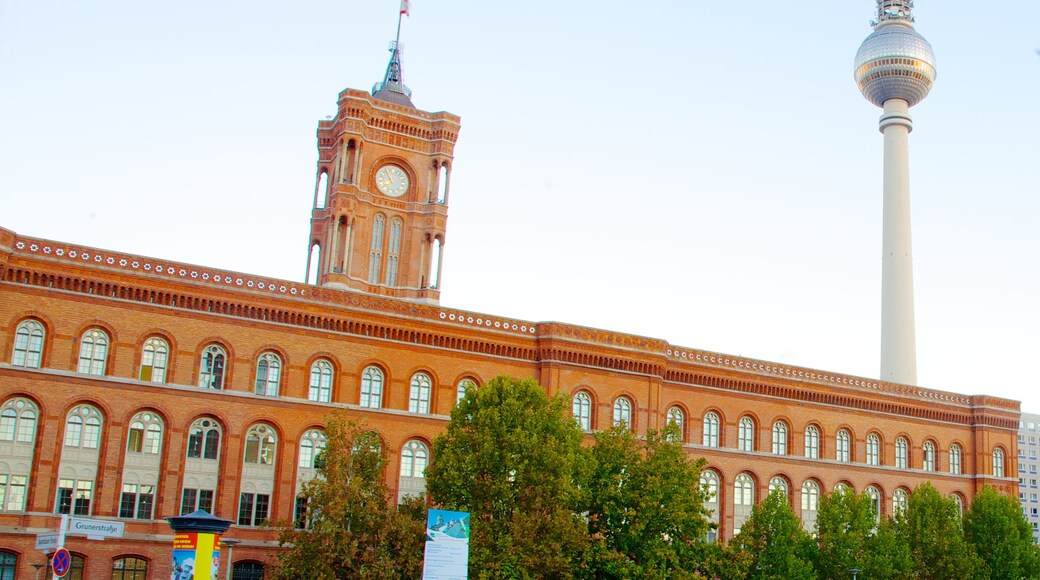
<box><xmin>375</xmin><ymin>165</ymin><xmax>410</xmax><ymax>197</ymax></box>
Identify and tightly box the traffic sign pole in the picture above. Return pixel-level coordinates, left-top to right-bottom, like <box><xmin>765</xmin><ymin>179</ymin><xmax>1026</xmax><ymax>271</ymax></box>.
<box><xmin>52</xmin><ymin>514</ymin><xmax>68</xmax><ymax>580</ymax></box>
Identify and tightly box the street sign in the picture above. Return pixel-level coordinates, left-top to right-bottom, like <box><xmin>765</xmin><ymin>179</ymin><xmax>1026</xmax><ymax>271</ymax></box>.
<box><xmin>34</xmin><ymin>532</ymin><xmax>59</xmax><ymax>551</ymax></box>
<box><xmin>68</xmin><ymin>517</ymin><xmax>124</xmax><ymax>539</ymax></box>
<box><xmin>51</xmin><ymin>548</ymin><xmax>71</xmax><ymax>577</ymax></box>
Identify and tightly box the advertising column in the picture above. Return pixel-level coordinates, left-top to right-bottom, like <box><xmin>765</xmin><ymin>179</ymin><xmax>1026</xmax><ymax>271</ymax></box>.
<box><xmin>165</xmin><ymin>510</ymin><xmax>234</xmax><ymax>580</ymax></box>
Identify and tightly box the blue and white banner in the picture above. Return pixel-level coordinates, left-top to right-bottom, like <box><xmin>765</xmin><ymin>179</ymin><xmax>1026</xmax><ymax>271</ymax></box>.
<box><xmin>421</xmin><ymin>509</ymin><xmax>470</xmax><ymax>579</ymax></box>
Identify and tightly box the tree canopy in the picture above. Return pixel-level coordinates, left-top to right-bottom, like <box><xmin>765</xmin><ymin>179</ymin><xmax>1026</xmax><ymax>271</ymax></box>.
<box><xmin>730</xmin><ymin>488</ymin><xmax>816</xmax><ymax>580</ymax></box>
<box><xmin>963</xmin><ymin>485</ymin><xmax>1040</xmax><ymax>580</ymax></box>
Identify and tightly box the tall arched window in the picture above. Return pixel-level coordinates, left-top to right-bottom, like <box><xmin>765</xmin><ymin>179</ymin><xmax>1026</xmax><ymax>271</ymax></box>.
<box><xmin>368</xmin><ymin>214</ymin><xmax>385</xmax><ymax>284</ymax></box>
<box><xmin>298</xmin><ymin>430</ymin><xmax>327</xmax><ymax>469</ymax></box>
<box><xmin>865</xmin><ymin>486</ymin><xmax>881</xmax><ymax>523</ymax></box>
<box><xmin>398</xmin><ymin>439</ymin><xmax>429</xmax><ymax>503</ymax></box>
<box><xmin>895</xmin><ymin>437</ymin><xmax>909</xmax><ymax>469</ymax></box>
<box><xmin>385</xmin><ymin>217</ymin><xmax>402</xmax><ymax>286</ymax></box>
<box><xmin>456</xmin><ymin>378</ymin><xmax>477</xmax><ymax>403</ymax></box>
<box><xmin>804</xmin><ymin>425</ymin><xmax>819</xmax><ymax>459</ymax></box>
<box><xmin>733</xmin><ymin>473</ymin><xmax>754</xmax><ymax>535</ymax></box>
<box><xmin>182</xmin><ymin>418</ymin><xmax>221</xmax><ymax>514</ymax></box>
<box><xmin>254</xmin><ymin>352</ymin><xmax>281</xmax><ymax>397</ymax></box>
<box><xmin>952</xmin><ymin>493</ymin><xmax>964</xmax><ymax>517</ymax></box>
<box><xmin>772</xmin><ymin>421</ymin><xmax>788</xmax><ymax>455</ymax></box>
<box><xmin>111</xmin><ymin>556</ymin><xmax>148</xmax><ymax>579</ymax></box>
<box><xmin>612</xmin><ymin>397</ymin><xmax>632</xmax><ymax>428</ymax></box>
<box><xmin>801</xmin><ymin>480</ymin><xmax>820</xmax><ymax>532</ymax></box>
<box><xmin>360</xmin><ymin>366</ymin><xmax>384</xmax><ymax>409</ymax></box>
<box><xmin>1</xmin><ymin>398</ymin><xmax>38</xmax><ymax>443</ymax></box>
<box><xmin>409</xmin><ymin>373</ymin><xmax>431</xmax><ymax>414</ymax></box>
<box><xmin>187</xmin><ymin>419</ymin><xmax>221</xmax><ymax>461</ymax></box>
<box><xmin>738</xmin><ymin>417</ymin><xmax>754</xmax><ymax>452</ymax></box>
<box><xmin>992</xmin><ymin>448</ymin><xmax>1005</xmax><ymax>478</ymax></box>
<box><xmin>703</xmin><ymin>412</ymin><xmax>720</xmax><ymax>448</ymax></box>
<box><xmin>12</xmin><ymin>319</ymin><xmax>45</xmax><ymax>368</ymax></box>
<box><xmin>198</xmin><ymin>345</ymin><xmax>227</xmax><ymax>390</ymax></box>
<box><xmin>64</xmin><ymin>405</ymin><xmax>102</xmax><ymax>449</ymax></box>
<box><xmin>666</xmin><ymin>406</ymin><xmax>685</xmax><ymax>442</ymax></box>
<box><xmin>866</xmin><ymin>433</ymin><xmax>880</xmax><ymax>466</ymax></box>
<box><xmin>244</xmin><ymin>425</ymin><xmax>277</xmax><ymax>466</ymax></box>
<box><xmin>893</xmin><ymin>488</ymin><xmax>909</xmax><ymax>514</ymax></box>
<box><xmin>77</xmin><ymin>328</ymin><xmax>109</xmax><ymax>375</ymax></box>
<box><xmin>949</xmin><ymin>443</ymin><xmax>962</xmax><ymax>475</ymax></box>
<box><xmin>769</xmin><ymin>476</ymin><xmax>788</xmax><ymax>499</ymax></box>
<box><xmin>836</xmin><ymin>429</ymin><xmax>851</xmax><ymax>463</ymax></box>
<box><xmin>923</xmin><ymin>441</ymin><xmax>936</xmax><ymax>472</ymax></box>
<box><xmin>573</xmin><ymin>392</ymin><xmax>591</xmax><ymax>430</ymax></box>
<box><xmin>309</xmin><ymin>360</ymin><xmax>334</xmax><ymax>403</ymax></box>
<box><xmin>139</xmin><ymin>337</ymin><xmax>169</xmax><ymax>382</ymax></box>
<box><xmin>701</xmin><ymin>470</ymin><xmax>720</xmax><ymax>543</ymax></box>
<box><xmin>0</xmin><ymin>398</ymin><xmax>37</xmax><ymax>511</ymax></box>
<box><xmin>126</xmin><ymin>412</ymin><xmax>163</xmax><ymax>455</ymax></box>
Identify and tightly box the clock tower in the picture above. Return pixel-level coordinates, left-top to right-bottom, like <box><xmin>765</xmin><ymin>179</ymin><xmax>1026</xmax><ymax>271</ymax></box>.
<box><xmin>305</xmin><ymin>41</ymin><xmax>460</xmax><ymax>304</ymax></box>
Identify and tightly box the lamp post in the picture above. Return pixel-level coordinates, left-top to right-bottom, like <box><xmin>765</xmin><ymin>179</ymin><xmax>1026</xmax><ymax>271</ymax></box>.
<box><xmin>221</xmin><ymin>538</ymin><xmax>241</xmax><ymax>580</ymax></box>
<box><xmin>32</xmin><ymin>562</ymin><xmax>45</xmax><ymax>580</ymax></box>
<box><xmin>850</xmin><ymin>567</ymin><xmax>862</xmax><ymax>580</ymax></box>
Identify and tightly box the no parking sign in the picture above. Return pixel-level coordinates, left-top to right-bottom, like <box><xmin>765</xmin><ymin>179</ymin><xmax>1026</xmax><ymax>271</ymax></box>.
<box><xmin>51</xmin><ymin>547</ymin><xmax>72</xmax><ymax>577</ymax></box>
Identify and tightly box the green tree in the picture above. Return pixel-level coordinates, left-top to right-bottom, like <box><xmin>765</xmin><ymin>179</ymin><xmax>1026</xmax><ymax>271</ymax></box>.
<box><xmin>964</xmin><ymin>485</ymin><xmax>1040</xmax><ymax>580</ymax></box>
<box><xmin>730</xmin><ymin>488</ymin><xmax>817</xmax><ymax>580</ymax></box>
<box><xmin>860</xmin><ymin>516</ymin><xmax>912</xmax><ymax>580</ymax></box>
<box><xmin>425</xmin><ymin>375</ymin><xmax>589</xmax><ymax>579</ymax></box>
<box><xmin>894</xmin><ymin>482</ymin><xmax>982</xmax><ymax>580</ymax></box>
<box><xmin>271</xmin><ymin>414</ymin><xmax>425</xmax><ymax>579</ymax></box>
<box><xmin>582</xmin><ymin>424</ymin><xmax>712</xmax><ymax>578</ymax></box>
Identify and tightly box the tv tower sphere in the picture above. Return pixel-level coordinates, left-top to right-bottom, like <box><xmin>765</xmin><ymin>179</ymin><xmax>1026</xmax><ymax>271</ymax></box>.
<box><xmin>854</xmin><ymin>17</ymin><xmax>936</xmax><ymax>107</ymax></box>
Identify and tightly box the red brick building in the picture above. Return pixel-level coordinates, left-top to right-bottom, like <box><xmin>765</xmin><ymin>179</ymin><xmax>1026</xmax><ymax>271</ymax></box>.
<box><xmin>0</xmin><ymin>73</ymin><xmax>1020</xmax><ymax>578</ymax></box>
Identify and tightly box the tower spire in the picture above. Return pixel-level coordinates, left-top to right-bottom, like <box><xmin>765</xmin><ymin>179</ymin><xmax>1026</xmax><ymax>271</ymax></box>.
<box><xmin>372</xmin><ymin>4</ymin><xmax>415</xmax><ymax>108</ymax></box>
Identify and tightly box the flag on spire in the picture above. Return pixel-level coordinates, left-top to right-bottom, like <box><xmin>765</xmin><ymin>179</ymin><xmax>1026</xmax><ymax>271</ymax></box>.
<box><xmin>400</xmin><ymin>0</ymin><xmax>410</xmax><ymax>16</ymax></box>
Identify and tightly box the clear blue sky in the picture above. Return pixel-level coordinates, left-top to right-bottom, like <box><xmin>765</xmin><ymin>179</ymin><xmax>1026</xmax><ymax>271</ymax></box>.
<box><xmin>2</xmin><ymin>1</ymin><xmax>1038</xmax><ymax>411</ymax></box>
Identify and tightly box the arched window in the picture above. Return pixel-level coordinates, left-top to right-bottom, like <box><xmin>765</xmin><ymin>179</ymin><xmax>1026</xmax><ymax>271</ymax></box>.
<box><xmin>733</xmin><ymin>473</ymin><xmax>754</xmax><ymax>535</ymax></box>
<box><xmin>769</xmin><ymin>476</ymin><xmax>788</xmax><ymax>499</ymax></box>
<box><xmin>456</xmin><ymin>378</ymin><xmax>477</xmax><ymax>403</ymax></box>
<box><xmin>703</xmin><ymin>412</ymin><xmax>720</xmax><ymax>448</ymax></box>
<box><xmin>243</xmin><ymin>424</ymin><xmax>277</xmax><ymax>466</ymax></box>
<box><xmin>0</xmin><ymin>398</ymin><xmax>38</xmax><ymax>443</ymax></box>
<box><xmin>952</xmin><ymin>493</ymin><xmax>964</xmax><ymax>517</ymax></box>
<box><xmin>612</xmin><ymin>397</ymin><xmax>632</xmax><ymax>428</ymax></box>
<box><xmin>77</xmin><ymin>328</ymin><xmax>109</xmax><ymax>375</ymax></box>
<box><xmin>895</xmin><ymin>437</ymin><xmax>909</xmax><ymax>469</ymax></box>
<box><xmin>298</xmin><ymin>430</ymin><xmax>327</xmax><ymax>469</ymax></box>
<box><xmin>232</xmin><ymin>561</ymin><xmax>265</xmax><ymax>580</ymax></box>
<box><xmin>923</xmin><ymin>441</ymin><xmax>936</xmax><ymax>472</ymax></box>
<box><xmin>865</xmin><ymin>486</ymin><xmax>881</xmax><ymax>523</ymax></box>
<box><xmin>701</xmin><ymin>470</ymin><xmax>720</xmax><ymax>543</ymax></box>
<box><xmin>801</xmin><ymin>480</ymin><xmax>820</xmax><ymax>532</ymax></box>
<box><xmin>368</xmin><ymin>214</ymin><xmax>385</xmax><ymax>284</ymax></box>
<box><xmin>399</xmin><ymin>439</ymin><xmax>429</xmax><ymax>503</ymax></box>
<box><xmin>772</xmin><ymin>421</ymin><xmax>788</xmax><ymax>455</ymax></box>
<box><xmin>0</xmin><ymin>551</ymin><xmax>16</xmax><ymax>579</ymax></box>
<box><xmin>993</xmin><ymin>448</ymin><xmax>1005</xmax><ymax>478</ymax></box>
<box><xmin>254</xmin><ymin>352</ymin><xmax>281</xmax><ymax>397</ymax></box>
<box><xmin>198</xmin><ymin>345</ymin><xmax>227</xmax><ymax>390</ymax></box>
<box><xmin>409</xmin><ymin>373</ymin><xmax>432</xmax><ymax>414</ymax></box>
<box><xmin>893</xmin><ymin>488</ymin><xmax>909</xmax><ymax>514</ymax></box>
<box><xmin>738</xmin><ymin>417</ymin><xmax>754</xmax><ymax>452</ymax></box>
<box><xmin>386</xmin><ymin>217</ymin><xmax>402</xmax><ymax>286</ymax></box>
<box><xmin>804</xmin><ymin>425</ymin><xmax>819</xmax><ymax>459</ymax></box>
<box><xmin>126</xmin><ymin>412</ymin><xmax>163</xmax><ymax>455</ymax></box>
<box><xmin>308</xmin><ymin>360</ymin><xmax>334</xmax><ymax>403</ymax></box>
<box><xmin>187</xmin><ymin>418</ymin><xmax>221</xmax><ymax>460</ymax></box>
<box><xmin>360</xmin><ymin>366</ymin><xmax>384</xmax><ymax>409</ymax></box>
<box><xmin>836</xmin><ymin>429</ymin><xmax>851</xmax><ymax>463</ymax></box>
<box><xmin>12</xmin><ymin>319</ymin><xmax>45</xmax><ymax>368</ymax></box>
<box><xmin>573</xmin><ymin>392</ymin><xmax>592</xmax><ymax>430</ymax></box>
<box><xmin>949</xmin><ymin>443</ymin><xmax>962</xmax><ymax>475</ymax></box>
<box><xmin>866</xmin><ymin>433</ymin><xmax>880</xmax><ymax>466</ymax></box>
<box><xmin>112</xmin><ymin>556</ymin><xmax>148</xmax><ymax>579</ymax></box>
<box><xmin>666</xmin><ymin>406</ymin><xmax>685</xmax><ymax>442</ymax></box>
<box><xmin>64</xmin><ymin>405</ymin><xmax>102</xmax><ymax>449</ymax></box>
<box><xmin>834</xmin><ymin>482</ymin><xmax>851</xmax><ymax>494</ymax></box>
<box><xmin>139</xmin><ymin>337</ymin><xmax>169</xmax><ymax>382</ymax></box>
<box><xmin>47</xmin><ymin>553</ymin><xmax>85</xmax><ymax>580</ymax></box>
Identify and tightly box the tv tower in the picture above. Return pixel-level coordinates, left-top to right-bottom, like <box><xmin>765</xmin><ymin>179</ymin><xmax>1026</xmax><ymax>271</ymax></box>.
<box><xmin>854</xmin><ymin>0</ymin><xmax>936</xmax><ymax>386</ymax></box>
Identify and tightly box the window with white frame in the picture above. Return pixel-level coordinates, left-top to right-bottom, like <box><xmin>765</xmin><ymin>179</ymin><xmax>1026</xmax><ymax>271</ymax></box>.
<box><xmin>409</xmin><ymin>373</ymin><xmax>431</xmax><ymax>414</ymax></box>
<box><xmin>993</xmin><ymin>448</ymin><xmax>1005</xmax><ymax>478</ymax></box>
<box><xmin>77</xmin><ymin>329</ymin><xmax>109</xmax><ymax>375</ymax></box>
<box><xmin>836</xmin><ymin>429</ymin><xmax>851</xmax><ymax>463</ymax></box>
<box><xmin>896</xmin><ymin>437</ymin><xmax>909</xmax><ymax>469</ymax></box>
<box><xmin>126</xmin><ymin>413</ymin><xmax>163</xmax><ymax>455</ymax></box>
<box><xmin>893</xmin><ymin>488</ymin><xmax>909</xmax><ymax>514</ymax></box>
<box><xmin>198</xmin><ymin>345</ymin><xmax>227</xmax><ymax>390</ymax></box>
<box><xmin>180</xmin><ymin>488</ymin><xmax>214</xmax><ymax>516</ymax></box>
<box><xmin>703</xmin><ymin>412</ymin><xmax>720</xmax><ymax>448</ymax></box>
<box><xmin>298</xmin><ymin>430</ymin><xmax>327</xmax><ymax>469</ymax></box>
<box><xmin>0</xmin><ymin>474</ymin><xmax>28</xmax><ymax>510</ymax></box>
<box><xmin>244</xmin><ymin>425</ymin><xmax>277</xmax><ymax>466</ymax></box>
<box><xmin>769</xmin><ymin>476</ymin><xmax>788</xmax><ymax>499</ymax></box>
<box><xmin>866</xmin><ymin>433</ymin><xmax>880</xmax><ymax>466</ymax></box>
<box><xmin>612</xmin><ymin>397</ymin><xmax>632</xmax><ymax>428</ymax></box>
<box><xmin>666</xmin><ymin>406</ymin><xmax>684</xmax><ymax>442</ymax></box>
<box><xmin>139</xmin><ymin>337</ymin><xmax>169</xmax><ymax>382</ymax></box>
<box><xmin>238</xmin><ymin>492</ymin><xmax>270</xmax><ymax>526</ymax></box>
<box><xmin>738</xmin><ymin>417</ymin><xmax>754</xmax><ymax>452</ymax></box>
<box><xmin>309</xmin><ymin>360</ymin><xmax>334</xmax><ymax>403</ymax></box>
<box><xmin>865</xmin><ymin>486</ymin><xmax>881</xmax><ymax>523</ymax></box>
<box><xmin>456</xmin><ymin>378</ymin><xmax>477</xmax><ymax>404</ymax></box>
<box><xmin>12</xmin><ymin>319</ymin><xmax>44</xmax><ymax>368</ymax></box>
<box><xmin>923</xmin><ymin>441</ymin><xmax>936</xmax><ymax>472</ymax></box>
<box><xmin>573</xmin><ymin>392</ymin><xmax>592</xmax><ymax>430</ymax></box>
<box><xmin>398</xmin><ymin>439</ymin><xmax>429</xmax><ymax>503</ymax></box>
<box><xmin>949</xmin><ymin>443</ymin><xmax>962</xmax><ymax>475</ymax></box>
<box><xmin>772</xmin><ymin>421</ymin><xmax>788</xmax><ymax>455</ymax></box>
<box><xmin>119</xmin><ymin>484</ymin><xmax>155</xmax><ymax>519</ymax></box>
<box><xmin>733</xmin><ymin>473</ymin><xmax>754</xmax><ymax>535</ymax></box>
<box><xmin>701</xmin><ymin>470</ymin><xmax>720</xmax><ymax>543</ymax></box>
<box><xmin>0</xmin><ymin>398</ymin><xmax>38</xmax><ymax>444</ymax></box>
<box><xmin>386</xmin><ymin>217</ymin><xmax>402</xmax><ymax>286</ymax></box>
<box><xmin>368</xmin><ymin>214</ymin><xmax>385</xmax><ymax>284</ymax></box>
<box><xmin>801</xmin><ymin>480</ymin><xmax>820</xmax><ymax>533</ymax></box>
<box><xmin>254</xmin><ymin>352</ymin><xmax>281</xmax><ymax>397</ymax></box>
<box><xmin>187</xmin><ymin>419</ymin><xmax>221</xmax><ymax>460</ymax></box>
<box><xmin>360</xmin><ymin>366</ymin><xmax>384</xmax><ymax>409</ymax></box>
<box><xmin>64</xmin><ymin>406</ymin><xmax>102</xmax><ymax>449</ymax></box>
<box><xmin>804</xmin><ymin>425</ymin><xmax>819</xmax><ymax>459</ymax></box>
<box><xmin>56</xmin><ymin>479</ymin><xmax>93</xmax><ymax>515</ymax></box>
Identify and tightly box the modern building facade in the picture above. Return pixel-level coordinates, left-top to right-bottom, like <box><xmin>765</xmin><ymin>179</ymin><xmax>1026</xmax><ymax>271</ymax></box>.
<box><xmin>1019</xmin><ymin>412</ymin><xmax>1040</xmax><ymax>544</ymax></box>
